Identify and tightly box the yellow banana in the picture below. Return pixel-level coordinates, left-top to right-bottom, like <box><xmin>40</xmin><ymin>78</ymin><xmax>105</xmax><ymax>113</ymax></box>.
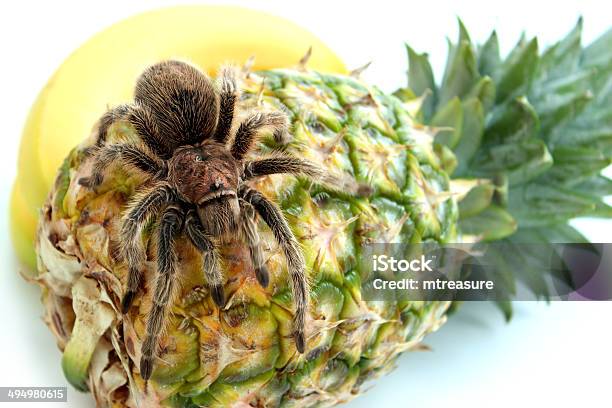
<box><xmin>12</xmin><ymin>5</ymin><xmax>346</xmax><ymax>269</ymax></box>
<box><xmin>10</xmin><ymin>183</ymin><xmax>38</xmax><ymax>270</ymax></box>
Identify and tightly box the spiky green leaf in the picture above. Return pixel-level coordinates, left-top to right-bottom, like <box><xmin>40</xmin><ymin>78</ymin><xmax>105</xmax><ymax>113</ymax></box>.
<box><xmin>431</xmin><ymin>97</ymin><xmax>463</xmax><ymax>148</ymax></box>
<box><xmin>459</xmin><ymin>205</ymin><xmax>517</xmax><ymax>241</ymax></box>
<box><xmin>484</xmin><ymin>96</ymin><xmax>539</xmax><ymax>144</ymax></box>
<box><xmin>453</xmin><ymin>97</ymin><xmax>484</xmax><ymax>175</ymax></box>
<box><xmin>438</xmin><ymin>40</ymin><xmax>480</xmax><ymax>108</ymax></box>
<box><xmin>477</xmin><ymin>31</ymin><xmax>501</xmax><ymax>77</ymax></box>
<box><xmin>537</xmin><ymin>18</ymin><xmax>583</xmax><ymax>80</ymax></box>
<box><xmin>406</xmin><ymin>45</ymin><xmax>437</xmax><ymax>120</ymax></box>
<box><xmin>496</xmin><ymin>38</ymin><xmax>539</xmax><ymax>102</ymax></box>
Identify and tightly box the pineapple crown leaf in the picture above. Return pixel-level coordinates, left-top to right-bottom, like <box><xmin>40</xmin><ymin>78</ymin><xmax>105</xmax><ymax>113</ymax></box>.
<box><xmin>399</xmin><ymin>18</ymin><xmax>612</xmax><ymax>234</ymax></box>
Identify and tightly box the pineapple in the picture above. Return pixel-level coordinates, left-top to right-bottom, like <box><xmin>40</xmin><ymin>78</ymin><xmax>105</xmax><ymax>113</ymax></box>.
<box><xmin>30</xmin><ymin>20</ymin><xmax>610</xmax><ymax>407</ymax></box>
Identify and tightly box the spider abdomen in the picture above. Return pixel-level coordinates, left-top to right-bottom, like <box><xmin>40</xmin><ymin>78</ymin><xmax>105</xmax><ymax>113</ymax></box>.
<box><xmin>134</xmin><ymin>60</ymin><xmax>220</xmax><ymax>150</ymax></box>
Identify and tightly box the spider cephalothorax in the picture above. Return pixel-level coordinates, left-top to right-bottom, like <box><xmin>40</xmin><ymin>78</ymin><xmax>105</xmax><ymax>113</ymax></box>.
<box><xmin>168</xmin><ymin>142</ymin><xmax>241</xmax><ymax>236</ymax></box>
<box><xmin>79</xmin><ymin>60</ymin><xmax>363</xmax><ymax>381</ymax></box>
<box><xmin>168</xmin><ymin>142</ymin><xmax>239</xmax><ymax>206</ymax></box>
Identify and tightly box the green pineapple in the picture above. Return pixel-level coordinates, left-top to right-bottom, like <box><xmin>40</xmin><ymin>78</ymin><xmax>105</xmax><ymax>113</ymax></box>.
<box><xmin>32</xmin><ymin>20</ymin><xmax>611</xmax><ymax>407</ymax></box>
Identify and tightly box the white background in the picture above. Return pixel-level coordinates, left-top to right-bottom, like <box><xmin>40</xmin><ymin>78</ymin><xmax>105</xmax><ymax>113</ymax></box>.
<box><xmin>0</xmin><ymin>1</ymin><xmax>611</xmax><ymax>407</ymax></box>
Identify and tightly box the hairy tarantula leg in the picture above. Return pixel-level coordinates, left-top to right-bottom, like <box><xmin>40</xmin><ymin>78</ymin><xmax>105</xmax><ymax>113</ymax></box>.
<box><xmin>213</xmin><ymin>65</ymin><xmax>240</xmax><ymax>144</ymax></box>
<box><xmin>239</xmin><ymin>200</ymin><xmax>269</xmax><ymax>288</ymax></box>
<box><xmin>121</xmin><ymin>267</ymin><xmax>141</xmax><ymax>314</ymax></box>
<box><xmin>243</xmin><ymin>155</ymin><xmax>372</xmax><ymax>197</ymax></box>
<box><xmin>140</xmin><ymin>205</ymin><xmax>183</xmax><ymax>381</ymax></box>
<box><xmin>119</xmin><ymin>184</ymin><xmax>177</xmax><ymax>313</ymax></box>
<box><xmin>95</xmin><ymin>104</ymin><xmax>130</xmax><ymax>146</ymax></box>
<box><xmin>240</xmin><ymin>186</ymin><xmax>308</xmax><ymax>353</ymax></box>
<box><xmin>95</xmin><ymin>103</ymin><xmax>171</xmax><ymax>159</ymax></box>
<box><xmin>184</xmin><ymin>210</ymin><xmax>225</xmax><ymax>307</ymax></box>
<box><xmin>78</xmin><ymin>143</ymin><xmax>166</xmax><ymax>189</ymax></box>
<box><xmin>230</xmin><ymin>111</ymin><xmax>289</xmax><ymax>160</ymax></box>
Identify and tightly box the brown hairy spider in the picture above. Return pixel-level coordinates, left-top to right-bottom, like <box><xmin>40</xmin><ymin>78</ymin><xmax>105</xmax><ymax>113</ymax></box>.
<box><xmin>79</xmin><ymin>60</ymin><xmax>362</xmax><ymax>381</ymax></box>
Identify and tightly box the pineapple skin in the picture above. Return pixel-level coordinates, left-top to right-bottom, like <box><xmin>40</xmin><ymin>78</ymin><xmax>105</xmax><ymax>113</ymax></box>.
<box><xmin>35</xmin><ymin>69</ymin><xmax>456</xmax><ymax>407</ymax></box>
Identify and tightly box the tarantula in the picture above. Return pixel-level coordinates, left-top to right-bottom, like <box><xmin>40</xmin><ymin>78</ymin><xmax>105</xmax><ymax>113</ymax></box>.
<box><xmin>79</xmin><ymin>60</ymin><xmax>360</xmax><ymax>381</ymax></box>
